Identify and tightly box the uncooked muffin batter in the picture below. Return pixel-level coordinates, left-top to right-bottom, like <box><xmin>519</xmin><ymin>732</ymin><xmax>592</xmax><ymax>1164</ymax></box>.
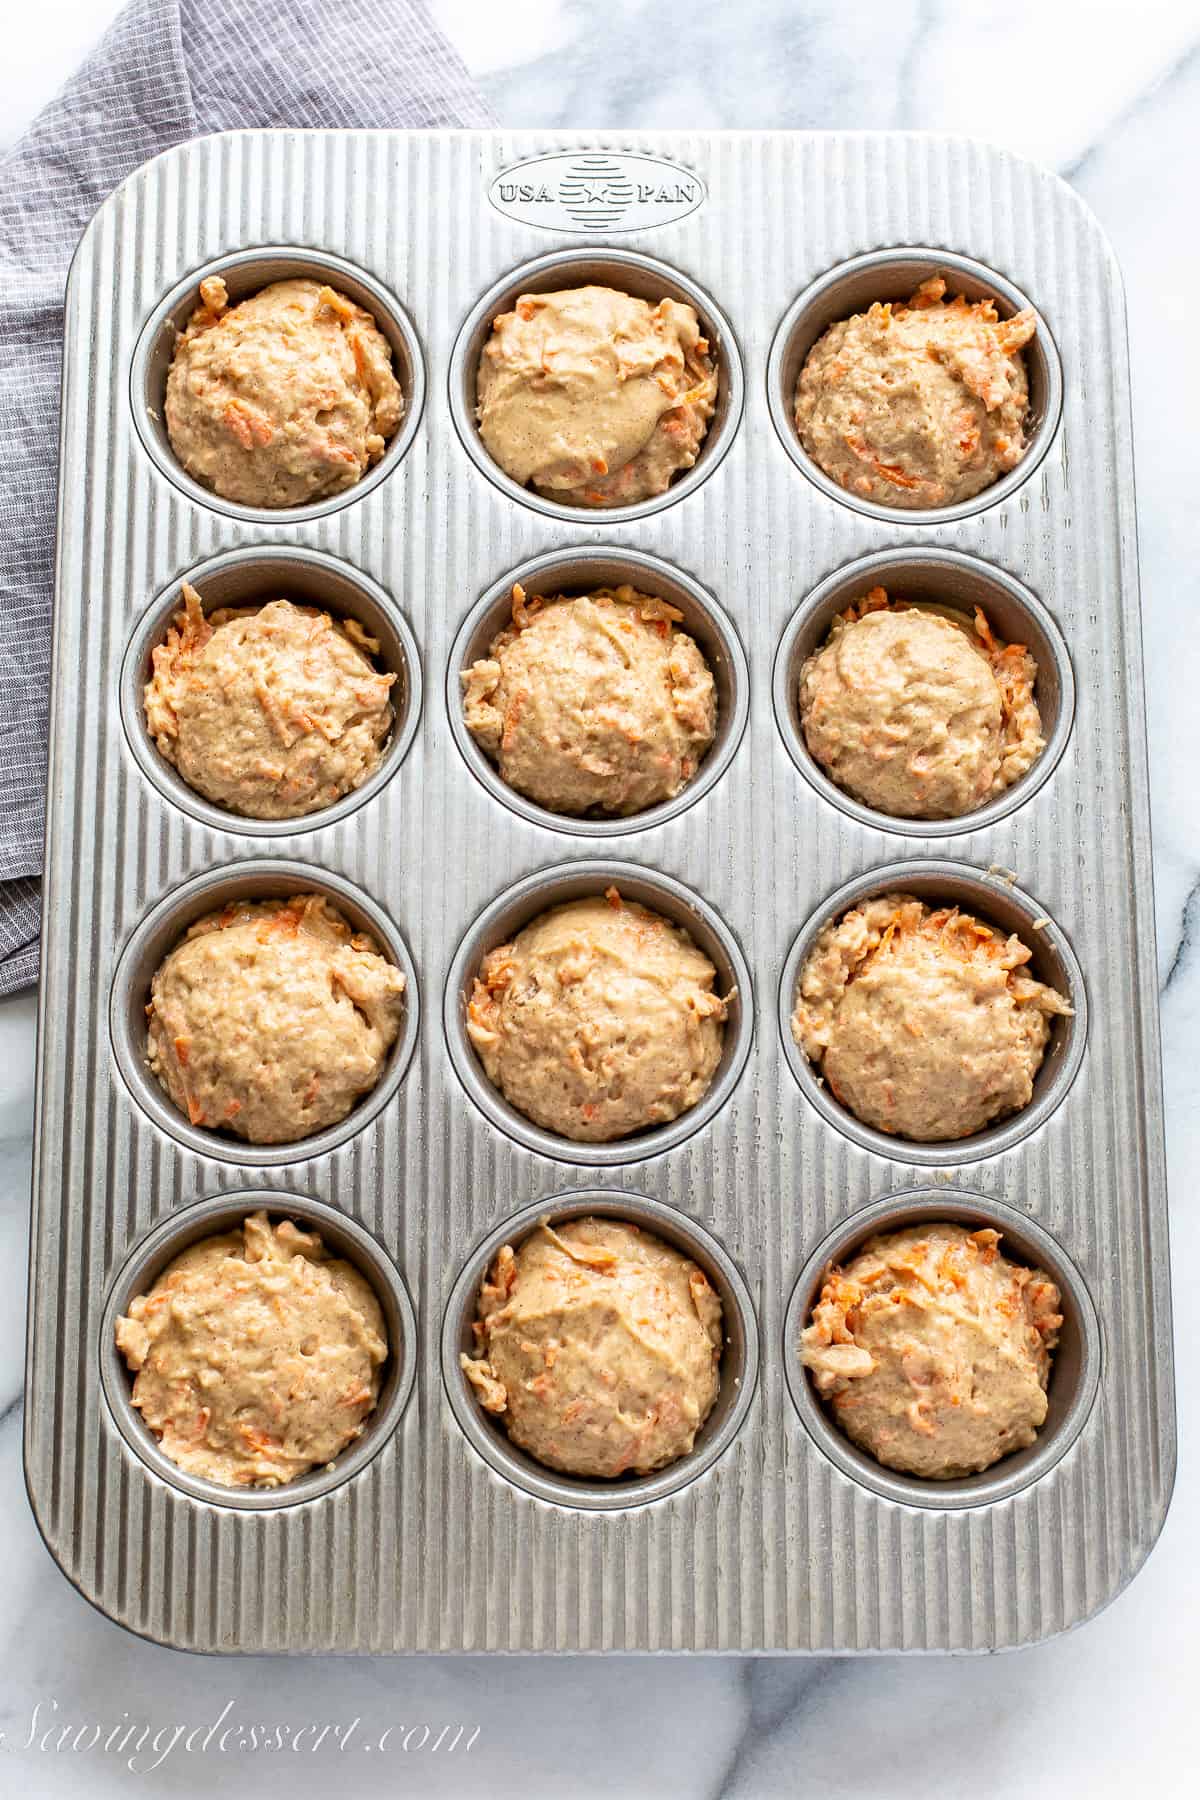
<box><xmin>461</xmin><ymin>582</ymin><xmax>716</xmax><ymax>816</ymax></box>
<box><xmin>144</xmin><ymin>582</ymin><xmax>395</xmax><ymax>820</ymax></box>
<box><xmin>798</xmin><ymin>586</ymin><xmax>1044</xmax><ymax>818</ymax></box>
<box><xmin>476</xmin><ymin>285</ymin><xmax>716</xmax><ymax>507</ymax></box>
<box><xmin>792</xmin><ymin>893</ymin><xmax>1071</xmax><ymax>1141</ymax></box>
<box><xmin>462</xmin><ymin>1215</ymin><xmax>723</xmax><ymax>1478</ymax></box>
<box><xmin>801</xmin><ymin>1222</ymin><xmax>1062</xmax><ymax>1478</ymax></box>
<box><xmin>147</xmin><ymin>893</ymin><xmax>405</xmax><ymax>1145</ymax></box>
<box><xmin>795</xmin><ymin>276</ymin><xmax>1037</xmax><ymax>508</ymax></box>
<box><xmin>115</xmin><ymin>1209</ymin><xmax>387</xmax><ymax>1489</ymax></box>
<box><xmin>467</xmin><ymin>887</ymin><xmax>728</xmax><ymax>1142</ymax></box>
<box><xmin>165</xmin><ymin>276</ymin><xmax>403</xmax><ymax>507</ymax></box>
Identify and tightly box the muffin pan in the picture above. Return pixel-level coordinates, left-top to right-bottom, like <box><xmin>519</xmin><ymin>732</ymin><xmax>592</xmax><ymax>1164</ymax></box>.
<box><xmin>27</xmin><ymin>131</ymin><xmax>1172</xmax><ymax>1653</ymax></box>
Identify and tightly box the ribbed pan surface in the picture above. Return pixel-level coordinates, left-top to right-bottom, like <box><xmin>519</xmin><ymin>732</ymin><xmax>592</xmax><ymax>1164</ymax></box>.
<box><xmin>25</xmin><ymin>131</ymin><xmax>1173</xmax><ymax>1652</ymax></box>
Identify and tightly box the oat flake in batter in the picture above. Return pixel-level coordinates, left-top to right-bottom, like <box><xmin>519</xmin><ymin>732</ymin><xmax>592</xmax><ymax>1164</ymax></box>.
<box><xmin>115</xmin><ymin>1210</ymin><xmax>387</xmax><ymax>1489</ymax></box>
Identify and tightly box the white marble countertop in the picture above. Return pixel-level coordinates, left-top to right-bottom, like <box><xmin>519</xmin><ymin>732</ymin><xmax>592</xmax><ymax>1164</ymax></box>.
<box><xmin>1</xmin><ymin>2</ymin><xmax>1197</xmax><ymax>1794</ymax></box>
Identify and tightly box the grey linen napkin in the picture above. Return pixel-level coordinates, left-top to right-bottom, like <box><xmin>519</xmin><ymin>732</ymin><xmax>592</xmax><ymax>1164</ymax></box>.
<box><xmin>0</xmin><ymin>0</ymin><xmax>494</xmax><ymax>995</ymax></box>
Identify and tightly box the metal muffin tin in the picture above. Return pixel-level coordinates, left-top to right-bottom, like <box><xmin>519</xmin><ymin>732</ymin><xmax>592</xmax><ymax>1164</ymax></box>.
<box><xmin>26</xmin><ymin>131</ymin><xmax>1173</xmax><ymax>1653</ymax></box>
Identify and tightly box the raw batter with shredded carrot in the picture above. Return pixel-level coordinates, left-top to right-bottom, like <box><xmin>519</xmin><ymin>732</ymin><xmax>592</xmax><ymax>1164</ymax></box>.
<box><xmin>461</xmin><ymin>581</ymin><xmax>716</xmax><ymax>816</ymax></box>
<box><xmin>144</xmin><ymin>582</ymin><xmax>395</xmax><ymax>820</ymax></box>
<box><xmin>165</xmin><ymin>276</ymin><xmax>403</xmax><ymax>507</ymax></box>
<box><xmin>115</xmin><ymin>1209</ymin><xmax>387</xmax><ymax>1488</ymax></box>
<box><xmin>795</xmin><ymin>275</ymin><xmax>1037</xmax><ymax>508</ymax></box>
<box><xmin>476</xmin><ymin>285</ymin><xmax>716</xmax><ymax>506</ymax></box>
<box><xmin>462</xmin><ymin>1215</ymin><xmax>723</xmax><ymax>1478</ymax></box>
<box><xmin>467</xmin><ymin>887</ymin><xmax>728</xmax><ymax>1142</ymax></box>
<box><xmin>798</xmin><ymin>585</ymin><xmax>1044</xmax><ymax>819</ymax></box>
<box><xmin>801</xmin><ymin>1222</ymin><xmax>1062</xmax><ymax>1478</ymax></box>
<box><xmin>146</xmin><ymin>893</ymin><xmax>405</xmax><ymax>1145</ymax></box>
<box><xmin>792</xmin><ymin>893</ymin><xmax>1071</xmax><ymax>1141</ymax></box>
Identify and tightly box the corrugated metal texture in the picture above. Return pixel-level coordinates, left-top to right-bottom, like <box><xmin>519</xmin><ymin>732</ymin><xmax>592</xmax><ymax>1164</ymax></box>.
<box><xmin>25</xmin><ymin>131</ymin><xmax>1173</xmax><ymax>1652</ymax></box>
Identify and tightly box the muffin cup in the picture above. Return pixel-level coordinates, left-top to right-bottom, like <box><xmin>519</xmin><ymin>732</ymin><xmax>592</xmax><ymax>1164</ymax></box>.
<box><xmin>443</xmin><ymin>860</ymin><xmax>754</xmax><ymax>1167</ymax></box>
<box><xmin>772</xmin><ymin>547</ymin><xmax>1075</xmax><ymax>836</ymax></box>
<box><xmin>441</xmin><ymin>1189</ymin><xmax>759</xmax><ymax>1510</ymax></box>
<box><xmin>448</xmin><ymin>247</ymin><xmax>745</xmax><ymax>524</ymax></box>
<box><xmin>783</xmin><ymin>1187</ymin><xmax>1102</xmax><ymax>1510</ymax></box>
<box><xmin>109</xmin><ymin>861</ymin><xmax>420</xmax><ymax>1166</ymax></box>
<box><xmin>130</xmin><ymin>245</ymin><xmax>426</xmax><ymax>524</ymax></box>
<box><xmin>99</xmin><ymin>1190</ymin><xmax>418</xmax><ymax>1511</ymax></box>
<box><xmin>766</xmin><ymin>247</ymin><xmax>1063</xmax><ymax>524</ymax></box>
<box><xmin>447</xmin><ymin>546</ymin><xmax>749</xmax><ymax>836</ymax></box>
<box><xmin>778</xmin><ymin>860</ymin><xmax>1087</xmax><ymax>1166</ymax></box>
<box><xmin>120</xmin><ymin>545</ymin><xmax>422</xmax><ymax>835</ymax></box>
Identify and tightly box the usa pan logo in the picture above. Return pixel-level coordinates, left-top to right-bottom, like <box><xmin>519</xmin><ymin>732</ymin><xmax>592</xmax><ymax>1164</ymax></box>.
<box><xmin>488</xmin><ymin>151</ymin><xmax>707</xmax><ymax>234</ymax></box>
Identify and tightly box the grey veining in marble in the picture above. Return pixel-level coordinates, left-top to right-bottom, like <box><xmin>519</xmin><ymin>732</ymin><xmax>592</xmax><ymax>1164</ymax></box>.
<box><xmin>1</xmin><ymin>0</ymin><xmax>1198</xmax><ymax>1793</ymax></box>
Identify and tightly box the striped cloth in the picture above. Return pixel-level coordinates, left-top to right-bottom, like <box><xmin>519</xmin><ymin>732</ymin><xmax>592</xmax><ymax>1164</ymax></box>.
<box><xmin>0</xmin><ymin>0</ymin><xmax>493</xmax><ymax>995</ymax></box>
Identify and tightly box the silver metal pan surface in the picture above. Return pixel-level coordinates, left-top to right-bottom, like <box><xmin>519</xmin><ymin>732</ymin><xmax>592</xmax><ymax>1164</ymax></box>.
<box><xmin>25</xmin><ymin>130</ymin><xmax>1173</xmax><ymax>1653</ymax></box>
